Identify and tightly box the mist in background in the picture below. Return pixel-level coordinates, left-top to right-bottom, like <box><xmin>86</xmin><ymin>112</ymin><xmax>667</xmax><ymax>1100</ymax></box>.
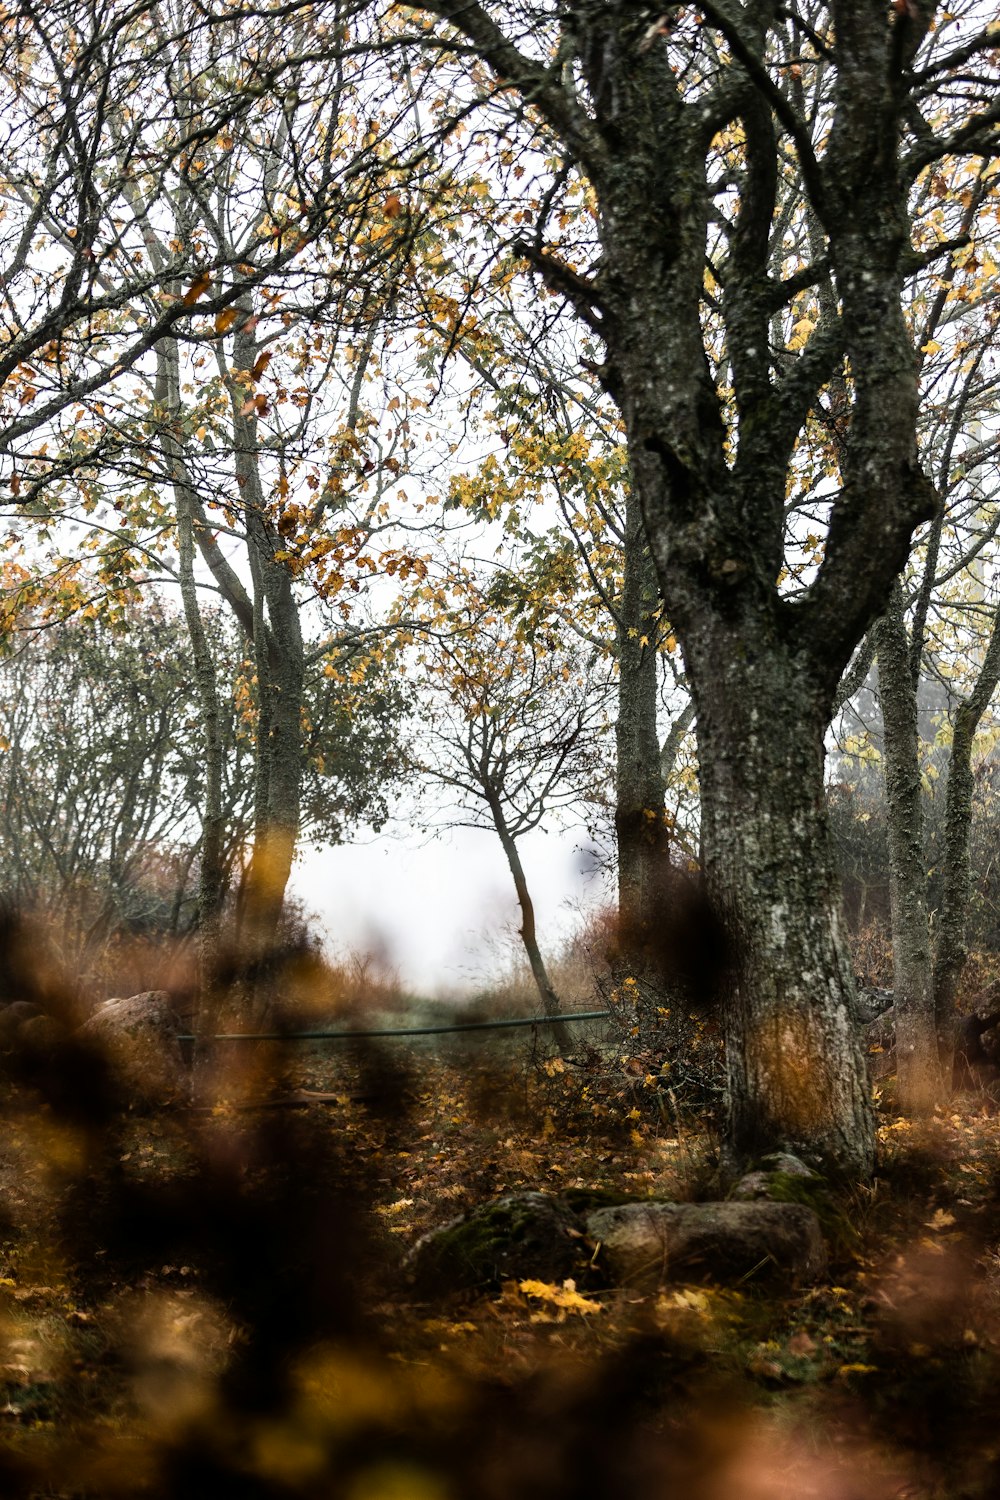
<box><xmin>293</xmin><ymin>826</ymin><xmax>603</xmax><ymax>997</ymax></box>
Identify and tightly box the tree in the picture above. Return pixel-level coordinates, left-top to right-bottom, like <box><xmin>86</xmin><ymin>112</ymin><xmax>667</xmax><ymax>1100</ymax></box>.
<box><xmin>872</xmin><ymin>438</ymin><xmax>1000</xmax><ymax>1106</ymax></box>
<box><xmin>377</xmin><ymin>0</ymin><xmax>1000</xmax><ymax>1174</ymax></box>
<box><xmin>794</xmin><ymin>140</ymin><xmax>1000</xmax><ymax>1111</ymax></box>
<box><xmin>2</xmin><ymin>3</ymin><xmax>425</xmax><ymax>986</ymax></box>
<box><xmin>0</xmin><ymin>605</ymin><xmax>211</xmax><ymax>984</ymax></box>
<box><xmin>431</xmin><ymin>302</ymin><xmax>697</xmax><ymax>1028</ymax></box>
<box><xmin>0</xmin><ymin>0</ymin><xmax>361</xmax><ymax>496</ymax></box>
<box><xmin>0</xmin><ymin>593</ymin><xmax>405</xmax><ymax>996</ymax></box>
<box><xmin>411</xmin><ymin>585</ymin><xmax>610</xmax><ymax>1046</ymax></box>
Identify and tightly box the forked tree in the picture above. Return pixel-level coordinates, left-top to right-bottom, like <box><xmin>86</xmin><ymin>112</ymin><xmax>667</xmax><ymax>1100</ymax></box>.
<box><xmin>379</xmin><ymin>0</ymin><xmax>1000</xmax><ymax>1173</ymax></box>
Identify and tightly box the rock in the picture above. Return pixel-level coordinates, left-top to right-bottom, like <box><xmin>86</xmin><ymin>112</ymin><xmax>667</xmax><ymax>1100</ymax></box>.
<box><xmin>586</xmin><ymin>1200</ymin><xmax>827</xmax><ymax>1288</ymax></box>
<box><xmin>758</xmin><ymin>1151</ymin><xmax>816</xmax><ymax>1178</ymax></box>
<box><xmin>408</xmin><ymin>1192</ymin><xmax>583</xmax><ymax>1295</ymax></box>
<box><xmin>950</xmin><ymin>1012</ymin><xmax>1000</xmax><ymax>1089</ymax></box>
<box><xmin>855</xmin><ymin>986</ymin><xmax>894</xmax><ymax>1025</ymax></box>
<box><xmin>731</xmin><ymin>1152</ymin><xmax>820</xmax><ymax>1202</ymax></box>
<box><xmin>0</xmin><ymin>1001</ymin><xmax>40</xmax><ymax>1041</ymax></box>
<box><xmin>18</xmin><ymin>1014</ymin><xmax>67</xmax><ymax>1049</ymax></box>
<box><xmin>78</xmin><ymin>991</ymin><xmax>186</xmax><ymax>1105</ymax></box>
<box><xmin>864</xmin><ymin>1005</ymin><xmax>896</xmax><ymax>1080</ymax></box>
<box><xmin>728</xmin><ymin>1158</ymin><xmax>857</xmax><ymax>1256</ymax></box>
<box><xmin>967</xmin><ymin>982</ymin><xmax>1000</xmax><ymax>1023</ymax></box>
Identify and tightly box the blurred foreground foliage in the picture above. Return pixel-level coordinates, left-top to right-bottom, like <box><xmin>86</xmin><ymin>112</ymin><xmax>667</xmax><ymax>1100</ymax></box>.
<box><xmin>2</xmin><ymin>914</ymin><xmax>1000</xmax><ymax>1499</ymax></box>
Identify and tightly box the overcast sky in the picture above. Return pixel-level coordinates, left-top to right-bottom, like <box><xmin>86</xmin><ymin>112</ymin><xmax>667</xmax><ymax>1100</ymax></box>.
<box><xmin>291</xmin><ymin>823</ymin><xmax>604</xmax><ymax>998</ymax></box>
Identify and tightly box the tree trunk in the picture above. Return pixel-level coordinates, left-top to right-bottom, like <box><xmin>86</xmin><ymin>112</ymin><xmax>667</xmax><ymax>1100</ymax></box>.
<box><xmin>177</xmin><ymin>501</ymin><xmax>227</xmax><ymax>1095</ymax></box>
<box><xmin>685</xmin><ymin>620</ymin><xmax>875</xmax><ymax>1177</ymax></box>
<box><xmin>613</xmin><ymin>490</ymin><xmax>672</xmax><ymax>1023</ymax></box>
<box><xmin>176</xmin><ymin>484</ymin><xmax>227</xmax><ymax>965</ymax></box>
<box><xmin>228</xmin><ymin>309</ymin><xmax>306</xmax><ymax>961</ymax></box>
<box><xmin>486</xmin><ymin>790</ymin><xmax>573</xmax><ymax>1053</ymax></box>
<box><xmin>159</xmin><ymin>340</ymin><xmax>227</xmax><ymax>1058</ymax></box>
<box><xmin>935</xmin><ymin>701</ymin><xmax>978</xmax><ymax>1022</ymax></box>
<box><xmin>874</xmin><ymin>587</ymin><xmax>941</xmax><ymax>1112</ymax></box>
<box><xmin>935</xmin><ymin>606</ymin><xmax>1000</xmax><ymax>1021</ymax></box>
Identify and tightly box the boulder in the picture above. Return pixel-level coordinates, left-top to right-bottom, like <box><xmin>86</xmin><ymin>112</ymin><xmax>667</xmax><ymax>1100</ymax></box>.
<box><xmin>18</xmin><ymin>1014</ymin><xmax>67</xmax><ymax>1049</ymax></box>
<box><xmin>950</xmin><ymin>1012</ymin><xmax>1000</xmax><ymax>1090</ymax></box>
<box><xmin>408</xmin><ymin>1191</ymin><xmax>583</xmax><ymax>1295</ymax></box>
<box><xmin>864</xmin><ymin>1005</ymin><xmax>896</xmax><ymax>1080</ymax></box>
<box><xmin>586</xmin><ymin>1199</ymin><xmax>827</xmax><ymax>1288</ymax></box>
<box><xmin>78</xmin><ymin>991</ymin><xmax>186</xmax><ymax>1105</ymax></box>
<box><xmin>731</xmin><ymin>1151</ymin><xmax>820</xmax><ymax>1202</ymax></box>
<box><xmin>855</xmin><ymin>986</ymin><xmax>894</xmax><ymax>1025</ymax></box>
<box><xmin>0</xmin><ymin>1001</ymin><xmax>41</xmax><ymax>1042</ymax></box>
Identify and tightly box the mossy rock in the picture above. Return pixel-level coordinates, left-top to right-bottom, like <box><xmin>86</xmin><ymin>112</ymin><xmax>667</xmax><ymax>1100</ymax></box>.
<box><xmin>407</xmin><ymin>1192</ymin><xmax>583</xmax><ymax>1295</ymax></box>
<box><xmin>732</xmin><ymin>1159</ymin><xmax>858</xmax><ymax>1257</ymax></box>
<box><xmin>562</xmin><ymin>1186</ymin><xmax>655</xmax><ymax>1215</ymax></box>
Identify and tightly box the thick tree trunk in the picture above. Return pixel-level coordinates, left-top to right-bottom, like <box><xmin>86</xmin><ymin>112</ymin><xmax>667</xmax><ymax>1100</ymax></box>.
<box><xmin>613</xmin><ymin>492</ymin><xmax>672</xmax><ymax>1024</ymax></box>
<box><xmin>875</xmin><ymin>587</ymin><xmax>941</xmax><ymax>1112</ymax></box>
<box><xmin>686</xmin><ymin>623</ymin><xmax>875</xmax><ymax>1177</ymax></box>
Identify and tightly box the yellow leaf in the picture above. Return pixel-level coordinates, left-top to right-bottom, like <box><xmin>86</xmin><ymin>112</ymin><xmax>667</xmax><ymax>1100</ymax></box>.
<box><xmin>671</xmin><ymin>1288</ymin><xmax>709</xmax><ymax>1313</ymax></box>
<box><xmin>518</xmin><ymin>1279</ymin><xmax>603</xmax><ymax>1315</ymax></box>
<box><xmin>787</xmin><ymin>316</ymin><xmax>815</xmax><ymax>351</ymax></box>
<box><xmin>182</xmin><ymin>272</ymin><xmax>212</xmax><ymax>306</ymax></box>
<box><xmin>925</xmin><ymin>1208</ymin><xmax>956</xmax><ymax>1231</ymax></box>
<box><xmin>921</xmin><ymin>338</ymin><xmax>942</xmax><ymax>356</ymax></box>
<box><xmin>215</xmin><ymin>307</ymin><xmax>239</xmax><ymax>335</ymax></box>
<box><xmin>376</xmin><ymin>1199</ymin><xmax>414</xmax><ymax>1217</ymax></box>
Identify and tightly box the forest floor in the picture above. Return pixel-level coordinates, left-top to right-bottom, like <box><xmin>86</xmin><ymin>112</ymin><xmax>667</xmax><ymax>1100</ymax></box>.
<box><xmin>2</xmin><ymin>1032</ymin><xmax>1000</xmax><ymax>1499</ymax></box>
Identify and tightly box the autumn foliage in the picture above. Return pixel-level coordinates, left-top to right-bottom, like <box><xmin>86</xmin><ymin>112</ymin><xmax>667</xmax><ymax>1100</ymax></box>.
<box><xmin>0</xmin><ymin>909</ymin><xmax>999</xmax><ymax>1499</ymax></box>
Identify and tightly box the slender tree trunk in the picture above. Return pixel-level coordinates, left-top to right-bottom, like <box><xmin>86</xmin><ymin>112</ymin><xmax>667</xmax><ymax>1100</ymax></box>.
<box><xmin>485</xmin><ymin>789</ymin><xmax>572</xmax><ymax>1052</ymax></box>
<box><xmin>685</xmin><ymin>619</ymin><xmax>875</xmax><ymax>1177</ymax></box>
<box><xmin>158</xmin><ymin>342</ymin><xmax>227</xmax><ymax>1076</ymax></box>
<box><xmin>178</xmin><ymin>489</ymin><xmax>227</xmax><ymax>1095</ymax></box>
<box><xmin>874</xmin><ymin>586</ymin><xmax>941</xmax><ymax>1112</ymax></box>
<box><xmin>227</xmin><ymin>307</ymin><xmax>306</xmax><ymax>960</ymax></box>
<box><xmin>935</xmin><ymin>703</ymin><xmax>978</xmax><ymax>1021</ymax></box>
<box><xmin>935</xmin><ymin>606</ymin><xmax>1000</xmax><ymax>1019</ymax></box>
<box><xmin>176</xmin><ymin>487</ymin><xmax>227</xmax><ymax>963</ymax></box>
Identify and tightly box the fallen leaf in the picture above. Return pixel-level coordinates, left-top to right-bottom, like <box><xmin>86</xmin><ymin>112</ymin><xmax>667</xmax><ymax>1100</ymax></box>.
<box><xmin>518</xmin><ymin>1279</ymin><xmax>603</xmax><ymax>1316</ymax></box>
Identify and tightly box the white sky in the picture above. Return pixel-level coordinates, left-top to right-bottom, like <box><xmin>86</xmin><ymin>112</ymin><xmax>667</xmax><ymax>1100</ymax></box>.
<box><xmin>291</xmin><ymin>823</ymin><xmax>604</xmax><ymax>998</ymax></box>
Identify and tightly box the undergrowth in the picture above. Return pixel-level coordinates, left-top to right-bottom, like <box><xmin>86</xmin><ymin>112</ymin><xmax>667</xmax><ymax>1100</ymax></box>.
<box><xmin>2</xmin><ymin>1014</ymin><xmax>1000</xmax><ymax>1499</ymax></box>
